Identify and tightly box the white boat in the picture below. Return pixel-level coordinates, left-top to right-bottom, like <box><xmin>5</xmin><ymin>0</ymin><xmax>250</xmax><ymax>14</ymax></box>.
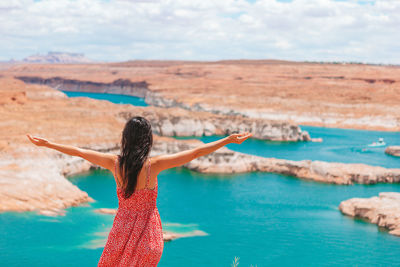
<box><xmin>367</xmin><ymin>138</ymin><xmax>386</xmax><ymax>147</ymax></box>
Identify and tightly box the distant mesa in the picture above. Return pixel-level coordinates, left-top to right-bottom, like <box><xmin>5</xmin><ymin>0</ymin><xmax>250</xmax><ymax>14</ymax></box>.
<box><xmin>22</xmin><ymin>51</ymin><xmax>94</xmax><ymax>64</ymax></box>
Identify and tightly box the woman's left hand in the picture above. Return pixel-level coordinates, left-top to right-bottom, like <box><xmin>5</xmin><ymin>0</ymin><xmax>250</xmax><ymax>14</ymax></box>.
<box><xmin>26</xmin><ymin>134</ymin><xmax>50</xmax><ymax>147</ymax></box>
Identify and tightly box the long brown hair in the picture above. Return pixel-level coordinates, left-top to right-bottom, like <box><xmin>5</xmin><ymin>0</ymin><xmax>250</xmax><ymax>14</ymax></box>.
<box><xmin>118</xmin><ymin>116</ymin><xmax>153</xmax><ymax>198</ymax></box>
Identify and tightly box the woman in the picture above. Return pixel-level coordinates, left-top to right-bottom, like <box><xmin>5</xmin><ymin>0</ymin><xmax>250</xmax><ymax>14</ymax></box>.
<box><xmin>27</xmin><ymin>116</ymin><xmax>252</xmax><ymax>266</ymax></box>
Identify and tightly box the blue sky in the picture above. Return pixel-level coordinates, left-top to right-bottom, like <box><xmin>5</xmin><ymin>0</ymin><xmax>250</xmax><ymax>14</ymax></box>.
<box><xmin>1</xmin><ymin>0</ymin><xmax>398</xmax><ymax>64</ymax></box>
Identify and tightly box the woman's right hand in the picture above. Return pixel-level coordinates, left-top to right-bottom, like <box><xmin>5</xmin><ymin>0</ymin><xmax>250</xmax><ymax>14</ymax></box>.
<box><xmin>228</xmin><ymin>132</ymin><xmax>253</xmax><ymax>144</ymax></box>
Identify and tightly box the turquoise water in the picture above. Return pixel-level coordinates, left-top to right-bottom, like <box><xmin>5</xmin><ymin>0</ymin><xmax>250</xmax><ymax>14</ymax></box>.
<box><xmin>177</xmin><ymin>126</ymin><xmax>400</xmax><ymax>168</ymax></box>
<box><xmin>1</xmin><ymin>127</ymin><xmax>400</xmax><ymax>266</ymax></box>
<box><xmin>2</xmin><ymin>91</ymin><xmax>400</xmax><ymax>266</ymax></box>
<box><xmin>1</xmin><ymin>168</ymin><xmax>400</xmax><ymax>266</ymax></box>
<box><xmin>61</xmin><ymin>91</ymin><xmax>148</xmax><ymax>106</ymax></box>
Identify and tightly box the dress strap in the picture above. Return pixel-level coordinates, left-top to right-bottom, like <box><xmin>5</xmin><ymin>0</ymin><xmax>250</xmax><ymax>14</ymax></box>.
<box><xmin>115</xmin><ymin>156</ymin><xmax>122</xmax><ymax>188</ymax></box>
<box><xmin>145</xmin><ymin>157</ymin><xmax>151</xmax><ymax>189</ymax></box>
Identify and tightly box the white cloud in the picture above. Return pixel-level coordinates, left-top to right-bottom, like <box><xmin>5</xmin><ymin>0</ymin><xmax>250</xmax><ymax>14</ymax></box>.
<box><xmin>0</xmin><ymin>0</ymin><xmax>399</xmax><ymax>64</ymax></box>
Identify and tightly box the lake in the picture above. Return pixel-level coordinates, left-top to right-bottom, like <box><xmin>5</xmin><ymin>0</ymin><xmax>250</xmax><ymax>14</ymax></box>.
<box><xmin>1</xmin><ymin>92</ymin><xmax>399</xmax><ymax>266</ymax></box>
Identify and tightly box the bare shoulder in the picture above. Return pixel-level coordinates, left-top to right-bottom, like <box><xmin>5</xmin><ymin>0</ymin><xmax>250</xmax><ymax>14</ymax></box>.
<box><xmin>149</xmin><ymin>155</ymin><xmax>162</xmax><ymax>165</ymax></box>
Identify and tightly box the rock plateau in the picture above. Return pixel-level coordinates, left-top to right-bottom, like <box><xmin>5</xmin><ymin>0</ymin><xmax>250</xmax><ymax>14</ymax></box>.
<box><xmin>3</xmin><ymin>60</ymin><xmax>400</xmax><ymax>131</ymax></box>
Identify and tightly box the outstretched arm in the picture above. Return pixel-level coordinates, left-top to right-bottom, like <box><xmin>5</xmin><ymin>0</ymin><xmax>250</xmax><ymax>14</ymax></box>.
<box><xmin>152</xmin><ymin>132</ymin><xmax>252</xmax><ymax>174</ymax></box>
<box><xmin>26</xmin><ymin>134</ymin><xmax>116</xmax><ymax>171</ymax></box>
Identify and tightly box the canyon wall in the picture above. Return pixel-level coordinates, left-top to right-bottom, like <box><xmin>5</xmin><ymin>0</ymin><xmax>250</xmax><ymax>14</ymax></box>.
<box><xmin>1</xmin><ymin>76</ymin><xmax>399</xmax><ymax>217</ymax></box>
<box><xmin>16</xmin><ymin>76</ymin><xmax>311</xmax><ymax>141</ymax></box>
<box><xmin>119</xmin><ymin>107</ymin><xmax>311</xmax><ymax>141</ymax></box>
<box><xmin>16</xmin><ymin>76</ymin><xmax>149</xmax><ymax>98</ymax></box>
<box><xmin>8</xmin><ymin>60</ymin><xmax>400</xmax><ymax>131</ymax></box>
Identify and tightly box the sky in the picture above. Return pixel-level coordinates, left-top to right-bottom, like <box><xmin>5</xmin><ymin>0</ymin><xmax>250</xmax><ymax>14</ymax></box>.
<box><xmin>0</xmin><ymin>0</ymin><xmax>399</xmax><ymax>64</ymax></box>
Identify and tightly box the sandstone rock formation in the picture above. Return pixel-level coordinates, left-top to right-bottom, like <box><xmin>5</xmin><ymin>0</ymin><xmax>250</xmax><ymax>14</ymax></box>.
<box><xmin>16</xmin><ymin>76</ymin><xmax>149</xmax><ymax>98</ymax></box>
<box><xmin>0</xmin><ymin>149</ymin><xmax>95</xmax><ymax>215</ymax></box>
<box><xmin>385</xmin><ymin>146</ymin><xmax>400</xmax><ymax>157</ymax></box>
<box><xmin>339</xmin><ymin>192</ymin><xmax>400</xmax><ymax>237</ymax></box>
<box><xmin>0</xmin><ymin>77</ymin><xmax>122</xmax><ymax>215</ymax></box>
<box><xmin>4</xmin><ymin>60</ymin><xmax>400</xmax><ymax>131</ymax></box>
<box><xmin>1</xmin><ymin>76</ymin><xmax>398</xmax><ymax>217</ymax></box>
<box><xmin>119</xmin><ymin>107</ymin><xmax>311</xmax><ymax>141</ymax></box>
<box><xmin>14</xmin><ymin>76</ymin><xmax>311</xmax><ymax>141</ymax></box>
<box><xmin>0</xmin><ymin>77</ymin><xmax>306</xmax><ymax>216</ymax></box>
<box><xmin>150</xmin><ymin>136</ymin><xmax>400</xmax><ymax>185</ymax></box>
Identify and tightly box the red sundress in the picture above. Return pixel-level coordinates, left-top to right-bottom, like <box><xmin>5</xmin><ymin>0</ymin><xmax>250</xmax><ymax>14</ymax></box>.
<box><xmin>98</xmin><ymin>156</ymin><xmax>164</xmax><ymax>266</ymax></box>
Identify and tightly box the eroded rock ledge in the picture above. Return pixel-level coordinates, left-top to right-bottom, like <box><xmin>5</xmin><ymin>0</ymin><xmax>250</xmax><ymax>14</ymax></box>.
<box><xmin>119</xmin><ymin>107</ymin><xmax>311</xmax><ymax>141</ymax></box>
<box><xmin>16</xmin><ymin>76</ymin><xmax>149</xmax><ymax>98</ymax></box>
<box><xmin>339</xmin><ymin>192</ymin><xmax>400</xmax><ymax>237</ymax></box>
<box><xmin>151</xmin><ymin>137</ymin><xmax>400</xmax><ymax>185</ymax></box>
<box><xmin>6</xmin><ymin>61</ymin><xmax>400</xmax><ymax>131</ymax></box>
<box><xmin>16</xmin><ymin>75</ymin><xmax>311</xmax><ymax>141</ymax></box>
<box><xmin>1</xmin><ymin>77</ymin><xmax>397</xmax><ymax>217</ymax></box>
<box><xmin>5</xmin><ymin>135</ymin><xmax>399</xmax><ymax>216</ymax></box>
<box><xmin>0</xmin><ymin>77</ymin><xmax>309</xmax><ymax>217</ymax></box>
<box><xmin>385</xmin><ymin>146</ymin><xmax>400</xmax><ymax>157</ymax></box>
<box><xmin>0</xmin><ymin>151</ymin><xmax>95</xmax><ymax>216</ymax></box>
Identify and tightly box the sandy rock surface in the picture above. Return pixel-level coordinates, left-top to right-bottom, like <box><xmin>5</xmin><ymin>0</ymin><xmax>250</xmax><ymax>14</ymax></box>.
<box><xmin>339</xmin><ymin>192</ymin><xmax>400</xmax><ymax>237</ymax></box>
<box><xmin>1</xmin><ymin>74</ymin><xmax>399</xmax><ymax>216</ymax></box>
<box><xmin>385</xmin><ymin>146</ymin><xmax>400</xmax><ymax>157</ymax></box>
<box><xmin>152</xmin><ymin>137</ymin><xmax>400</xmax><ymax>185</ymax></box>
<box><xmin>3</xmin><ymin>60</ymin><xmax>400</xmax><ymax>131</ymax></box>
<box><xmin>0</xmin><ymin>77</ymin><xmax>306</xmax><ymax>215</ymax></box>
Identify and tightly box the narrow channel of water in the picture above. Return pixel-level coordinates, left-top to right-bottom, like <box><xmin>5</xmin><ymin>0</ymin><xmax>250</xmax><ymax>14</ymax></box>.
<box><xmin>61</xmin><ymin>90</ymin><xmax>148</xmax><ymax>106</ymax></box>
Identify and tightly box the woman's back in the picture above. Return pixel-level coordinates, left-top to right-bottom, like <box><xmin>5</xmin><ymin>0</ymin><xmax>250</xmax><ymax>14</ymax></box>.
<box><xmin>116</xmin><ymin>156</ymin><xmax>158</xmax><ymax>211</ymax></box>
<box><xmin>98</xmin><ymin>156</ymin><xmax>163</xmax><ymax>267</ymax></box>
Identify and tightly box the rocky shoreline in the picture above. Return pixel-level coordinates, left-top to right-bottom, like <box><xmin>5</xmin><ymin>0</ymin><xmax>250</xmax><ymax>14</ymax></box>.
<box><xmin>385</xmin><ymin>146</ymin><xmax>400</xmax><ymax>157</ymax></box>
<box><xmin>0</xmin><ymin>148</ymin><xmax>99</xmax><ymax>216</ymax></box>
<box><xmin>15</xmin><ymin>75</ymin><xmax>311</xmax><ymax>141</ymax></box>
<box><xmin>5</xmin><ymin>60</ymin><xmax>400</xmax><ymax>131</ymax></box>
<box><xmin>119</xmin><ymin>107</ymin><xmax>311</xmax><ymax>141</ymax></box>
<box><xmin>0</xmin><ymin>77</ymin><xmax>309</xmax><ymax>216</ymax></box>
<box><xmin>1</xmin><ymin>75</ymin><xmax>399</xmax><ymax>219</ymax></box>
<box><xmin>151</xmin><ymin>136</ymin><xmax>400</xmax><ymax>185</ymax></box>
<box><xmin>339</xmin><ymin>192</ymin><xmax>400</xmax><ymax>237</ymax></box>
<box><xmin>15</xmin><ymin>73</ymin><xmax>400</xmax><ymax>132</ymax></box>
<box><xmin>3</xmin><ymin>130</ymin><xmax>399</xmax><ymax>216</ymax></box>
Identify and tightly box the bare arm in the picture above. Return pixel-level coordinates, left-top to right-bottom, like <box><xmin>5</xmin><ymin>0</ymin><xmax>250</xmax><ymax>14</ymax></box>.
<box><xmin>26</xmin><ymin>134</ymin><xmax>116</xmax><ymax>171</ymax></box>
<box><xmin>152</xmin><ymin>132</ymin><xmax>252</xmax><ymax>174</ymax></box>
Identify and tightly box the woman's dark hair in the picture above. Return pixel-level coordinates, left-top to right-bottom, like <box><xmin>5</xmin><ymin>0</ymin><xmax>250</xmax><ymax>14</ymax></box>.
<box><xmin>118</xmin><ymin>116</ymin><xmax>153</xmax><ymax>199</ymax></box>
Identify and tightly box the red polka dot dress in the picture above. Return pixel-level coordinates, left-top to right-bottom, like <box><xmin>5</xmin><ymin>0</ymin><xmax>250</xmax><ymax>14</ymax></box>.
<box><xmin>98</xmin><ymin>156</ymin><xmax>164</xmax><ymax>266</ymax></box>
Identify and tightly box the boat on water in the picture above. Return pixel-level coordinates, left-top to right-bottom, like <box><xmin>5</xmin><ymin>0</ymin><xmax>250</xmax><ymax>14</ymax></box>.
<box><xmin>367</xmin><ymin>138</ymin><xmax>386</xmax><ymax>147</ymax></box>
